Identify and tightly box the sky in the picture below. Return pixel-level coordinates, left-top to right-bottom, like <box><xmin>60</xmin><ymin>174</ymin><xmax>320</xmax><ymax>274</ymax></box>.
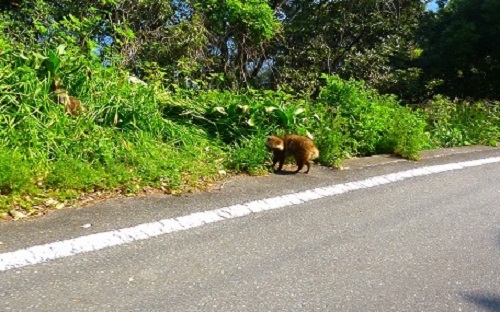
<box><xmin>426</xmin><ymin>1</ymin><xmax>439</xmax><ymax>11</ymax></box>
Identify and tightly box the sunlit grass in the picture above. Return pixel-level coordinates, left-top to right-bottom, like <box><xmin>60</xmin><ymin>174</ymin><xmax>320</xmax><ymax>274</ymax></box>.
<box><xmin>0</xmin><ymin>42</ymin><xmax>498</xmax><ymax>216</ymax></box>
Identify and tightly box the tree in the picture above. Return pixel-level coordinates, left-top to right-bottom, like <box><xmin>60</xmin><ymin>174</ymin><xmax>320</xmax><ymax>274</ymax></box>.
<box><xmin>191</xmin><ymin>0</ymin><xmax>281</xmax><ymax>88</ymax></box>
<box><xmin>0</xmin><ymin>0</ymin><xmax>281</xmax><ymax>89</ymax></box>
<box><xmin>266</xmin><ymin>0</ymin><xmax>426</xmax><ymax>96</ymax></box>
<box><xmin>1</xmin><ymin>0</ymin><xmax>431</xmax><ymax>97</ymax></box>
<box><xmin>418</xmin><ymin>0</ymin><xmax>500</xmax><ymax>99</ymax></box>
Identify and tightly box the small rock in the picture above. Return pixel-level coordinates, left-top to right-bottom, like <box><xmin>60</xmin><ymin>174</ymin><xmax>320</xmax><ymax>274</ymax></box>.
<box><xmin>9</xmin><ymin>210</ymin><xmax>26</xmax><ymax>219</ymax></box>
<box><xmin>218</xmin><ymin>170</ymin><xmax>227</xmax><ymax>175</ymax></box>
<box><xmin>80</xmin><ymin>223</ymin><xmax>92</xmax><ymax>229</ymax></box>
<box><xmin>45</xmin><ymin>198</ymin><xmax>59</xmax><ymax>206</ymax></box>
<box><xmin>171</xmin><ymin>189</ymin><xmax>182</xmax><ymax>196</ymax></box>
<box><xmin>55</xmin><ymin>203</ymin><xmax>65</xmax><ymax>210</ymax></box>
<box><xmin>128</xmin><ymin>76</ymin><xmax>147</xmax><ymax>85</ymax></box>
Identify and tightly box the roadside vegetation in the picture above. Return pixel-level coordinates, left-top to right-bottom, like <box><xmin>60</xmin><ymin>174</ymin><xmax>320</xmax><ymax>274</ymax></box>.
<box><xmin>0</xmin><ymin>1</ymin><xmax>499</xmax><ymax>217</ymax></box>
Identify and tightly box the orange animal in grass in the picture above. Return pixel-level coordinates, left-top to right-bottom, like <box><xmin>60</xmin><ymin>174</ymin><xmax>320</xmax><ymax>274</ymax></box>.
<box><xmin>51</xmin><ymin>78</ymin><xmax>86</xmax><ymax>116</ymax></box>
<box><xmin>265</xmin><ymin>134</ymin><xmax>319</xmax><ymax>174</ymax></box>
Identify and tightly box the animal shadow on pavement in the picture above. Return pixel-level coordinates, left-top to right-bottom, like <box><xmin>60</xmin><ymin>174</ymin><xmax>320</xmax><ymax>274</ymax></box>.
<box><xmin>270</xmin><ymin>164</ymin><xmax>317</xmax><ymax>175</ymax></box>
<box><xmin>461</xmin><ymin>292</ymin><xmax>500</xmax><ymax>312</ymax></box>
<box><xmin>273</xmin><ymin>169</ymin><xmax>301</xmax><ymax>175</ymax></box>
<box><xmin>460</xmin><ymin>236</ymin><xmax>500</xmax><ymax>311</ymax></box>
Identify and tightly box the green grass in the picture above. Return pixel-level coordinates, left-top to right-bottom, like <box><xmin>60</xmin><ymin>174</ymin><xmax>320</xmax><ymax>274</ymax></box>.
<box><xmin>425</xmin><ymin>95</ymin><xmax>500</xmax><ymax>148</ymax></box>
<box><xmin>1</xmin><ymin>41</ymin><xmax>499</xmax><ymax>215</ymax></box>
<box><xmin>315</xmin><ymin>75</ymin><xmax>429</xmax><ymax>161</ymax></box>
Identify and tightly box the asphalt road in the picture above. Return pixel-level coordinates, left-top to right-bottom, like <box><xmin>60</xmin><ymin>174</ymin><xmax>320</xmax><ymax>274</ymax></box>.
<box><xmin>1</xmin><ymin>147</ymin><xmax>500</xmax><ymax>312</ymax></box>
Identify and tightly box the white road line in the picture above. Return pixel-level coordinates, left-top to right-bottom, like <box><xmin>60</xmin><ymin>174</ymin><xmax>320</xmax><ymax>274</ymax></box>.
<box><xmin>1</xmin><ymin>157</ymin><xmax>500</xmax><ymax>272</ymax></box>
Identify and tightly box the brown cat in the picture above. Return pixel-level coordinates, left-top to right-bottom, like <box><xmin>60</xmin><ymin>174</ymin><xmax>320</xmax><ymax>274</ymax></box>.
<box><xmin>265</xmin><ymin>134</ymin><xmax>319</xmax><ymax>174</ymax></box>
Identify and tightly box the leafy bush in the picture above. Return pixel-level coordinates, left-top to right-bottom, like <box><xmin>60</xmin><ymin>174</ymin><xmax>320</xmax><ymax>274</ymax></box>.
<box><xmin>0</xmin><ymin>148</ymin><xmax>33</xmax><ymax>195</ymax></box>
<box><xmin>316</xmin><ymin>75</ymin><xmax>429</xmax><ymax>160</ymax></box>
<box><xmin>1</xmin><ymin>24</ymin><xmax>498</xmax><ymax>214</ymax></box>
<box><xmin>387</xmin><ymin>108</ymin><xmax>429</xmax><ymax>160</ymax></box>
<box><xmin>161</xmin><ymin>89</ymin><xmax>314</xmax><ymax>142</ymax></box>
<box><xmin>225</xmin><ymin>137</ymin><xmax>269</xmax><ymax>175</ymax></box>
<box><xmin>0</xmin><ymin>34</ymin><xmax>230</xmax><ymax>212</ymax></box>
<box><xmin>426</xmin><ymin>95</ymin><xmax>500</xmax><ymax>148</ymax></box>
<box><xmin>314</xmin><ymin>122</ymin><xmax>348</xmax><ymax>167</ymax></box>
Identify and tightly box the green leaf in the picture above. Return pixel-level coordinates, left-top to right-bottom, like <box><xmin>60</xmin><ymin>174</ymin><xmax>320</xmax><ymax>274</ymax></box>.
<box><xmin>213</xmin><ymin>107</ymin><xmax>226</xmax><ymax>114</ymax></box>
<box><xmin>32</xmin><ymin>52</ymin><xmax>46</xmax><ymax>60</ymax></box>
<box><xmin>44</xmin><ymin>50</ymin><xmax>61</xmax><ymax>75</ymax></box>
<box><xmin>264</xmin><ymin>106</ymin><xmax>278</xmax><ymax>113</ymax></box>
<box><xmin>273</xmin><ymin>109</ymin><xmax>288</xmax><ymax>124</ymax></box>
<box><xmin>56</xmin><ymin>45</ymin><xmax>67</xmax><ymax>56</ymax></box>
<box><xmin>294</xmin><ymin>108</ymin><xmax>305</xmax><ymax>116</ymax></box>
<box><xmin>305</xmin><ymin>130</ymin><xmax>314</xmax><ymax>139</ymax></box>
<box><xmin>124</xmin><ymin>27</ymin><xmax>136</xmax><ymax>40</ymax></box>
<box><xmin>69</xmin><ymin>14</ymin><xmax>81</xmax><ymax>26</ymax></box>
<box><xmin>238</xmin><ymin>105</ymin><xmax>249</xmax><ymax>114</ymax></box>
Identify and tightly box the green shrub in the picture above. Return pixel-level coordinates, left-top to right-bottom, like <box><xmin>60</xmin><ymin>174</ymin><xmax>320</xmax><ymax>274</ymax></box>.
<box><xmin>1</xmin><ymin>25</ymin><xmax>498</xmax><ymax>214</ymax></box>
<box><xmin>162</xmin><ymin>89</ymin><xmax>313</xmax><ymax>142</ymax></box>
<box><xmin>0</xmin><ymin>37</ymin><xmax>231</xmax><ymax>213</ymax></box>
<box><xmin>45</xmin><ymin>158</ymin><xmax>105</xmax><ymax>191</ymax></box>
<box><xmin>0</xmin><ymin>148</ymin><xmax>33</xmax><ymax>195</ymax></box>
<box><xmin>426</xmin><ymin>95</ymin><xmax>500</xmax><ymax>147</ymax></box>
<box><xmin>387</xmin><ymin>108</ymin><xmax>429</xmax><ymax>160</ymax></box>
<box><xmin>312</xmin><ymin>114</ymin><xmax>348</xmax><ymax>167</ymax></box>
<box><xmin>317</xmin><ymin>75</ymin><xmax>428</xmax><ymax>160</ymax></box>
<box><xmin>225</xmin><ymin>136</ymin><xmax>269</xmax><ymax>175</ymax></box>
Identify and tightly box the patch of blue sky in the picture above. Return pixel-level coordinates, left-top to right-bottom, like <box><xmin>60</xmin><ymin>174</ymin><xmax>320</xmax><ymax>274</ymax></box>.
<box><xmin>426</xmin><ymin>1</ymin><xmax>439</xmax><ymax>11</ymax></box>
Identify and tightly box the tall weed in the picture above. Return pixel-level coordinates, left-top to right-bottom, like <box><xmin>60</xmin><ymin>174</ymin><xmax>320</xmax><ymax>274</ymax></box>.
<box><xmin>1</xmin><ymin>24</ymin><xmax>498</xmax><ymax>214</ymax></box>
<box><xmin>426</xmin><ymin>95</ymin><xmax>500</xmax><ymax>147</ymax></box>
<box><xmin>0</xmin><ymin>148</ymin><xmax>32</xmax><ymax>195</ymax></box>
<box><xmin>225</xmin><ymin>137</ymin><xmax>269</xmax><ymax>175</ymax></box>
<box><xmin>317</xmin><ymin>75</ymin><xmax>428</xmax><ymax>160</ymax></box>
<box><xmin>161</xmin><ymin>89</ymin><xmax>317</xmax><ymax>173</ymax></box>
<box><xmin>0</xmin><ymin>37</ymin><xmax>228</xmax><ymax>212</ymax></box>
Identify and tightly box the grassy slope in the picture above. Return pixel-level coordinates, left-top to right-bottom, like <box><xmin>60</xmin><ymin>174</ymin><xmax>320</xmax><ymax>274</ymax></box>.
<box><xmin>0</xmin><ymin>45</ymin><xmax>499</xmax><ymax>219</ymax></box>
